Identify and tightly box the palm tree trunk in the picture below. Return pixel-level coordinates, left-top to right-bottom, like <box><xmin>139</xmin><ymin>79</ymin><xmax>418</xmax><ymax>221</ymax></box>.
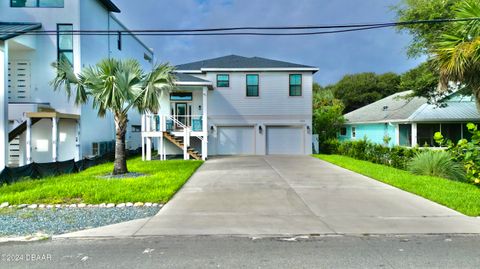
<box><xmin>113</xmin><ymin>112</ymin><xmax>128</xmax><ymax>175</ymax></box>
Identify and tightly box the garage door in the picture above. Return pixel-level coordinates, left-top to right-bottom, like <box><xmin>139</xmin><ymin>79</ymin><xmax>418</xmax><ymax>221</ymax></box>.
<box><xmin>267</xmin><ymin>126</ymin><xmax>304</xmax><ymax>155</ymax></box>
<box><xmin>217</xmin><ymin>126</ymin><xmax>255</xmax><ymax>155</ymax></box>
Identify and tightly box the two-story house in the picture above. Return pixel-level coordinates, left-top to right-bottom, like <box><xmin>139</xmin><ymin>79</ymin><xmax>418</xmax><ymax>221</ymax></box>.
<box><xmin>141</xmin><ymin>55</ymin><xmax>318</xmax><ymax>161</ymax></box>
<box><xmin>0</xmin><ymin>0</ymin><xmax>154</xmax><ymax>168</ymax></box>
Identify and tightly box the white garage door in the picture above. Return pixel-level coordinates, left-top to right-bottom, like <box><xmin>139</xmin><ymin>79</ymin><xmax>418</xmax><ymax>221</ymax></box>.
<box><xmin>217</xmin><ymin>126</ymin><xmax>255</xmax><ymax>155</ymax></box>
<box><xmin>267</xmin><ymin>126</ymin><xmax>304</xmax><ymax>155</ymax></box>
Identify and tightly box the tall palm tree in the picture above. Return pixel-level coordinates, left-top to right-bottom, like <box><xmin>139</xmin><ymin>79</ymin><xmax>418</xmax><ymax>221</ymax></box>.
<box><xmin>52</xmin><ymin>58</ymin><xmax>175</xmax><ymax>175</ymax></box>
<box><xmin>432</xmin><ymin>0</ymin><xmax>480</xmax><ymax>109</ymax></box>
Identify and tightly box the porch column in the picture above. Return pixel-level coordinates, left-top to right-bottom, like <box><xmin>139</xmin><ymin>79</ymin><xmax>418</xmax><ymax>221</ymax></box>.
<box><xmin>0</xmin><ymin>41</ymin><xmax>8</xmax><ymax>169</ymax></box>
<box><xmin>202</xmin><ymin>86</ymin><xmax>208</xmax><ymax>160</ymax></box>
<box><xmin>26</xmin><ymin>117</ymin><xmax>32</xmax><ymax>164</ymax></box>
<box><xmin>395</xmin><ymin>124</ymin><xmax>400</xmax><ymax>146</ymax></box>
<box><xmin>411</xmin><ymin>123</ymin><xmax>418</xmax><ymax>147</ymax></box>
<box><xmin>52</xmin><ymin>117</ymin><xmax>59</xmax><ymax>162</ymax></box>
<box><xmin>75</xmin><ymin>119</ymin><xmax>81</xmax><ymax>161</ymax></box>
<box><xmin>146</xmin><ymin>137</ymin><xmax>152</xmax><ymax>161</ymax></box>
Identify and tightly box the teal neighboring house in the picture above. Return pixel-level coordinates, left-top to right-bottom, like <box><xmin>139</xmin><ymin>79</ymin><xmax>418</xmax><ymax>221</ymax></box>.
<box><xmin>339</xmin><ymin>91</ymin><xmax>480</xmax><ymax>147</ymax></box>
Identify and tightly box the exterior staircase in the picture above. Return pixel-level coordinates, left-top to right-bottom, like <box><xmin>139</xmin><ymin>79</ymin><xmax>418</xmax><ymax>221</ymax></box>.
<box><xmin>163</xmin><ymin>131</ymin><xmax>202</xmax><ymax>160</ymax></box>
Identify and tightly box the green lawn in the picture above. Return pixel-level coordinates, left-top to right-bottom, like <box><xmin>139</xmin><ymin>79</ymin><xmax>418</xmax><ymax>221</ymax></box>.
<box><xmin>0</xmin><ymin>157</ymin><xmax>203</xmax><ymax>204</ymax></box>
<box><xmin>314</xmin><ymin>154</ymin><xmax>480</xmax><ymax>216</ymax></box>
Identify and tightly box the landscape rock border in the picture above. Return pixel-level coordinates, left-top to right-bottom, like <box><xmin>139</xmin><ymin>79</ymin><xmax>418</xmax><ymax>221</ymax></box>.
<box><xmin>0</xmin><ymin>202</ymin><xmax>163</xmax><ymax>209</ymax></box>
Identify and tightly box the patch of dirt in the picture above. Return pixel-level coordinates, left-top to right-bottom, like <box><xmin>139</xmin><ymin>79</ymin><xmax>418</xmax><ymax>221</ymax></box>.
<box><xmin>99</xmin><ymin>172</ymin><xmax>146</xmax><ymax>180</ymax></box>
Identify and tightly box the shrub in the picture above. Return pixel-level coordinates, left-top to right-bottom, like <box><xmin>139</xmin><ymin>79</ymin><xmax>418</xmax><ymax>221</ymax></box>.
<box><xmin>321</xmin><ymin>138</ymin><xmax>418</xmax><ymax>170</ymax></box>
<box><xmin>435</xmin><ymin>123</ymin><xmax>480</xmax><ymax>184</ymax></box>
<box><xmin>408</xmin><ymin>151</ymin><xmax>466</xmax><ymax>181</ymax></box>
<box><xmin>319</xmin><ymin>138</ymin><xmax>340</xmax><ymax>154</ymax></box>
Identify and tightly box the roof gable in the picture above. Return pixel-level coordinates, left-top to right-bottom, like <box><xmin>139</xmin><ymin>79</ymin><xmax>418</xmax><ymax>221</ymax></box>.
<box><xmin>176</xmin><ymin>55</ymin><xmax>318</xmax><ymax>72</ymax></box>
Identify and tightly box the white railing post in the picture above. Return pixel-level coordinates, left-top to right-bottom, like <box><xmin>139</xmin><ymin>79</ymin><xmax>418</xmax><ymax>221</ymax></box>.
<box><xmin>146</xmin><ymin>114</ymin><xmax>151</xmax><ymax>133</ymax></box>
<box><xmin>183</xmin><ymin>127</ymin><xmax>188</xmax><ymax>160</ymax></box>
<box><xmin>202</xmin><ymin>86</ymin><xmax>208</xmax><ymax>160</ymax></box>
<box><xmin>52</xmin><ymin>117</ymin><xmax>58</xmax><ymax>162</ymax></box>
<box><xmin>26</xmin><ymin>117</ymin><xmax>32</xmax><ymax>164</ymax></box>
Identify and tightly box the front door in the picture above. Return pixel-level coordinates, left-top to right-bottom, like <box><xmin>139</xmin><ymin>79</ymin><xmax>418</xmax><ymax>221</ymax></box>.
<box><xmin>175</xmin><ymin>103</ymin><xmax>188</xmax><ymax>128</ymax></box>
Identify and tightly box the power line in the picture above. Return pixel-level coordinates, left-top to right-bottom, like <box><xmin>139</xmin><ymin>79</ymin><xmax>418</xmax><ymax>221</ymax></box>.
<box><xmin>1</xmin><ymin>17</ymin><xmax>479</xmax><ymax>36</ymax></box>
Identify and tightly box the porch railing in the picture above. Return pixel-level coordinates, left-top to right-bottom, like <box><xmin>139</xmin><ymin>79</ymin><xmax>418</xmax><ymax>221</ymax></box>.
<box><xmin>142</xmin><ymin>114</ymin><xmax>204</xmax><ymax>133</ymax></box>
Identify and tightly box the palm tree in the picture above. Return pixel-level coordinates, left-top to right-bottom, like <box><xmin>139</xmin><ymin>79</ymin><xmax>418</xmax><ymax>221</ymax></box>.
<box><xmin>52</xmin><ymin>58</ymin><xmax>175</xmax><ymax>175</ymax></box>
<box><xmin>432</xmin><ymin>0</ymin><xmax>480</xmax><ymax>109</ymax></box>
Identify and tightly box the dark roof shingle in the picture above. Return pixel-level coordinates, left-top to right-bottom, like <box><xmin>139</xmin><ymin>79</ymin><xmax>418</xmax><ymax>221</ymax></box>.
<box><xmin>174</xmin><ymin>73</ymin><xmax>211</xmax><ymax>83</ymax></box>
<box><xmin>176</xmin><ymin>55</ymin><xmax>317</xmax><ymax>71</ymax></box>
<box><xmin>0</xmin><ymin>22</ymin><xmax>42</xmax><ymax>41</ymax></box>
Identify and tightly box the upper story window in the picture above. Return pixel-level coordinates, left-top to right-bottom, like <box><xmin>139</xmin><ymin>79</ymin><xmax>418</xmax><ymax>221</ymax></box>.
<box><xmin>246</xmin><ymin>74</ymin><xmax>259</xmax><ymax>97</ymax></box>
<box><xmin>289</xmin><ymin>74</ymin><xmax>302</xmax><ymax>96</ymax></box>
<box><xmin>217</xmin><ymin>74</ymin><xmax>229</xmax><ymax>88</ymax></box>
<box><xmin>57</xmin><ymin>24</ymin><xmax>73</xmax><ymax>66</ymax></box>
<box><xmin>11</xmin><ymin>0</ymin><xmax>64</xmax><ymax>8</ymax></box>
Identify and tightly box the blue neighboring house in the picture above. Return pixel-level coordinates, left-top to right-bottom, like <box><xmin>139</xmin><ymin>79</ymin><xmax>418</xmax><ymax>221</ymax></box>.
<box><xmin>339</xmin><ymin>91</ymin><xmax>480</xmax><ymax>147</ymax></box>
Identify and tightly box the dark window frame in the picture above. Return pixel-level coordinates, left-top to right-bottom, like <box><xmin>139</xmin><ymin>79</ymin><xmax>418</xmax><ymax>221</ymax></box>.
<box><xmin>57</xmin><ymin>24</ymin><xmax>73</xmax><ymax>67</ymax></box>
<box><xmin>131</xmin><ymin>125</ymin><xmax>141</xmax><ymax>133</ymax></box>
<box><xmin>246</xmin><ymin>74</ymin><xmax>259</xmax><ymax>97</ymax></box>
<box><xmin>170</xmin><ymin>92</ymin><xmax>193</xmax><ymax>101</ymax></box>
<box><xmin>216</xmin><ymin>74</ymin><xmax>230</xmax><ymax>88</ymax></box>
<box><xmin>11</xmin><ymin>0</ymin><xmax>64</xmax><ymax>8</ymax></box>
<box><xmin>289</xmin><ymin>74</ymin><xmax>302</xmax><ymax>96</ymax></box>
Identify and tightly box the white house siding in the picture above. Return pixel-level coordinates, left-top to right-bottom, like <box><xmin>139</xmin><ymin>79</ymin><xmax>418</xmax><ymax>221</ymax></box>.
<box><xmin>0</xmin><ymin>0</ymin><xmax>82</xmax><ymax>114</ymax></box>
<box><xmin>79</xmin><ymin>0</ymin><xmax>153</xmax><ymax>154</ymax></box>
<box><xmin>198</xmin><ymin>72</ymin><xmax>313</xmax><ymax>155</ymax></box>
<box><xmin>0</xmin><ymin>0</ymin><xmax>153</xmax><ymax>164</ymax></box>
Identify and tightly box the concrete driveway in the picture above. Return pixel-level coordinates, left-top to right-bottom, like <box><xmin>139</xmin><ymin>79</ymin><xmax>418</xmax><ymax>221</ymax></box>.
<box><xmin>133</xmin><ymin>156</ymin><xmax>480</xmax><ymax>236</ymax></box>
<box><xmin>60</xmin><ymin>156</ymin><xmax>480</xmax><ymax>238</ymax></box>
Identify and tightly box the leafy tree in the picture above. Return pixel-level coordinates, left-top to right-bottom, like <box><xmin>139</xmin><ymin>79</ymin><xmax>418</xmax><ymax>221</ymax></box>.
<box><xmin>393</xmin><ymin>0</ymin><xmax>461</xmax><ymax>58</ymax></box>
<box><xmin>398</xmin><ymin>62</ymin><xmax>445</xmax><ymax>103</ymax></box>
<box><xmin>329</xmin><ymin>72</ymin><xmax>401</xmax><ymax>113</ymax></box>
<box><xmin>52</xmin><ymin>59</ymin><xmax>175</xmax><ymax>175</ymax></box>
<box><xmin>312</xmin><ymin>88</ymin><xmax>345</xmax><ymax>142</ymax></box>
<box><xmin>432</xmin><ymin>0</ymin><xmax>480</xmax><ymax>110</ymax></box>
<box><xmin>312</xmin><ymin>82</ymin><xmax>322</xmax><ymax>95</ymax></box>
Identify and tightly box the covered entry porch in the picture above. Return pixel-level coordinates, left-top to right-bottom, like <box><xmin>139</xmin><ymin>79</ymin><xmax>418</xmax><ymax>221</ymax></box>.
<box><xmin>142</xmin><ymin>73</ymin><xmax>212</xmax><ymax>161</ymax></box>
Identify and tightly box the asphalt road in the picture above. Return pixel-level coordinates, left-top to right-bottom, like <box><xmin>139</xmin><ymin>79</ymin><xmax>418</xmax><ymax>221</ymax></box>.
<box><xmin>1</xmin><ymin>235</ymin><xmax>480</xmax><ymax>268</ymax></box>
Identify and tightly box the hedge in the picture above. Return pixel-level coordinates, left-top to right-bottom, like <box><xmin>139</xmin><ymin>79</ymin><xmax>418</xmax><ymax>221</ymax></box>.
<box><xmin>320</xmin><ymin>138</ymin><xmax>420</xmax><ymax>170</ymax></box>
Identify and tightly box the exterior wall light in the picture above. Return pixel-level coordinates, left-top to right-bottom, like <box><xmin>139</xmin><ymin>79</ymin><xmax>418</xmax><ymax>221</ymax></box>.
<box><xmin>307</xmin><ymin>125</ymin><xmax>311</xmax><ymax>134</ymax></box>
<box><xmin>259</xmin><ymin>125</ymin><xmax>263</xmax><ymax>134</ymax></box>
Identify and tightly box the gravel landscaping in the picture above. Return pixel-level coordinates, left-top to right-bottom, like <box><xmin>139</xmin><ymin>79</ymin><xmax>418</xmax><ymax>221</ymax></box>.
<box><xmin>0</xmin><ymin>207</ymin><xmax>161</xmax><ymax>237</ymax></box>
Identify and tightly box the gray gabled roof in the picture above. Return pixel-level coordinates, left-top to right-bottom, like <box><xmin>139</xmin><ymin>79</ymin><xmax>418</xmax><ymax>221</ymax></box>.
<box><xmin>98</xmin><ymin>0</ymin><xmax>121</xmax><ymax>12</ymax></box>
<box><xmin>409</xmin><ymin>101</ymin><xmax>480</xmax><ymax>122</ymax></box>
<box><xmin>344</xmin><ymin>90</ymin><xmax>480</xmax><ymax>124</ymax></box>
<box><xmin>0</xmin><ymin>22</ymin><xmax>42</xmax><ymax>41</ymax></box>
<box><xmin>174</xmin><ymin>73</ymin><xmax>211</xmax><ymax>84</ymax></box>
<box><xmin>344</xmin><ymin>91</ymin><xmax>428</xmax><ymax>124</ymax></box>
<box><xmin>176</xmin><ymin>55</ymin><xmax>318</xmax><ymax>72</ymax></box>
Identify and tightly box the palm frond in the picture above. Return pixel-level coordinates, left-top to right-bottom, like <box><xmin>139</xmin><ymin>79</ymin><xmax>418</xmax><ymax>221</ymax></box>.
<box><xmin>50</xmin><ymin>59</ymin><xmax>88</xmax><ymax>105</ymax></box>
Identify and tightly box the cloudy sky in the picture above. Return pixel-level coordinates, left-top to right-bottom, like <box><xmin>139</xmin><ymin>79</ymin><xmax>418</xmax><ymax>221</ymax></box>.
<box><xmin>113</xmin><ymin>0</ymin><xmax>425</xmax><ymax>85</ymax></box>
